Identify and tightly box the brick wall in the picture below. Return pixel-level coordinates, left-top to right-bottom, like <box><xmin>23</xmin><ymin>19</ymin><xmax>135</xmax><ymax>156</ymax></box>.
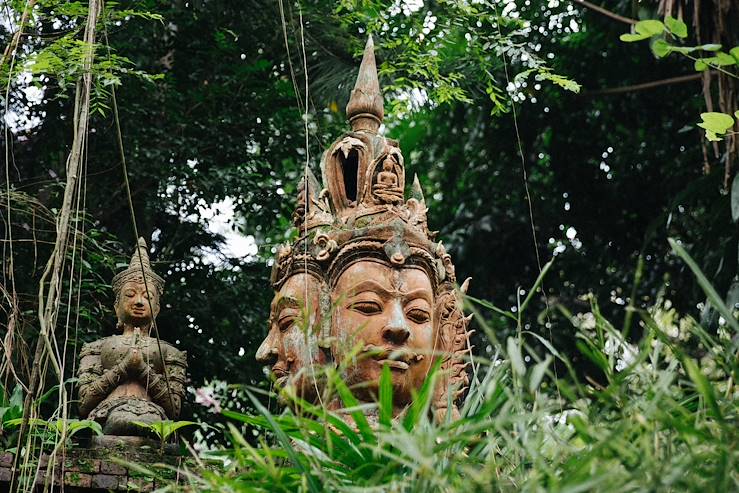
<box><xmin>0</xmin><ymin>448</ymin><xmax>184</xmax><ymax>492</ymax></box>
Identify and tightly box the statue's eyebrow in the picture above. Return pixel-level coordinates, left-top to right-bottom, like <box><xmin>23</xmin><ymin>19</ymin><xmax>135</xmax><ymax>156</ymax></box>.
<box><xmin>344</xmin><ymin>280</ymin><xmax>393</xmax><ymax>298</ymax></box>
<box><xmin>403</xmin><ymin>289</ymin><xmax>432</xmax><ymax>306</ymax></box>
<box><xmin>272</xmin><ymin>295</ymin><xmax>300</xmax><ymax>314</ymax></box>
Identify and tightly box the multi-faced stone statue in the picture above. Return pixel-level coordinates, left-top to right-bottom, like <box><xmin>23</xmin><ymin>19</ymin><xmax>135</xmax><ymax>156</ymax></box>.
<box><xmin>257</xmin><ymin>36</ymin><xmax>471</xmax><ymax>423</ymax></box>
<box><xmin>77</xmin><ymin>238</ymin><xmax>187</xmax><ymax>437</ymax></box>
<box><xmin>256</xmin><ymin>170</ymin><xmax>333</xmax><ymax>403</ymax></box>
<box><xmin>256</xmin><ymin>259</ymin><xmax>329</xmax><ymax>403</ymax></box>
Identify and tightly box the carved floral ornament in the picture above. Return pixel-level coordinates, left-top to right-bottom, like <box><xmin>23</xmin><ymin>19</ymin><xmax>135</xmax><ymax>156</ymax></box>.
<box><xmin>257</xmin><ymin>35</ymin><xmax>472</xmax><ymax>424</ymax></box>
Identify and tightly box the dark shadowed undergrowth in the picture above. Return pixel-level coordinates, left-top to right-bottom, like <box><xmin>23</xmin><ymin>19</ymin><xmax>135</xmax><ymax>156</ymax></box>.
<box><xmin>120</xmin><ymin>240</ymin><xmax>737</xmax><ymax>493</ymax></box>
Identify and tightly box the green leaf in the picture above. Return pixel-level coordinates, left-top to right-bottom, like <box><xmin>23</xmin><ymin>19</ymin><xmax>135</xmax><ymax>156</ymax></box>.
<box><xmin>332</xmin><ymin>375</ymin><xmax>374</xmax><ymax>443</ymax></box>
<box><xmin>704</xmin><ymin>130</ymin><xmax>722</xmax><ymax>142</ymax></box>
<box><xmin>536</xmin><ymin>71</ymin><xmax>581</xmax><ymax>93</ymax></box>
<box><xmin>683</xmin><ymin>358</ymin><xmax>723</xmax><ymax>423</ymax></box>
<box><xmin>668</xmin><ymin>45</ymin><xmax>696</xmax><ymax>55</ymax></box>
<box><xmin>402</xmin><ymin>359</ymin><xmax>440</xmax><ymax>431</ymax></box>
<box><xmin>378</xmin><ymin>364</ymin><xmax>393</xmax><ymax>428</ymax></box>
<box><xmin>664</xmin><ymin>15</ymin><xmax>688</xmax><ymax>38</ymax></box>
<box><xmin>519</xmin><ymin>259</ymin><xmax>554</xmax><ymax>314</ymax></box>
<box><xmin>731</xmin><ymin>46</ymin><xmax>739</xmax><ymax>62</ymax></box>
<box><xmin>715</xmin><ymin>52</ymin><xmax>738</xmax><ymax>66</ymax></box>
<box><xmin>651</xmin><ymin>39</ymin><xmax>672</xmax><ymax>58</ymax></box>
<box><xmin>244</xmin><ymin>390</ymin><xmax>321</xmax><ymax>493</ymax></box>
<box><xmin>507</xmin><ymin>337</ymin><xmax>526</xmax><ymax>377</ymax></box>
<box><xmin>731</xmin><ymin>173</ymin><xmax>739</xmax><ymax>223</ymax></box>
<box><xmin>699</xmin><ymin>44</ymin><xmax>722</xmax><ymax>51</ymax></box>
<box><xmin>694</xmin><ymin>59</ymin><xmax>709</xmax><ymax>71</ymax></box>
<box><xmin>620</xmin><ymin>33</ymin><xmax>651</xmax><ymax>43</ymax></box>
<box><xmin>697</xmin><ymin>112</ymin><xmax>734</xmax><ymax>135</ymax></box>
<box><xmin>528</xmin><ymin>355</ymin><xmax>552</xmax><ymax>393</ymax></box>
<box><xmin>668</xmin><ymin>238</ymin><xmax>739</xmax><ymax>333</ymax></box>
<box><xmin>635</xmin><ymin>19</ymin><xmax>665</xmax><ymax>37</ymax></box>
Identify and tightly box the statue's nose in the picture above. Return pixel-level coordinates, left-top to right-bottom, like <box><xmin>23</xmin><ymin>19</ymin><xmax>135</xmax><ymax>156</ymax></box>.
<box><xmin>256</xmin><ymin>336</ymin><xmax>279</xmax><ymax>364</ymax></box>
<box><xmin>382</xmin><ymin>302</ymin><xmax>411</xmax><ymax>345</ymax></box>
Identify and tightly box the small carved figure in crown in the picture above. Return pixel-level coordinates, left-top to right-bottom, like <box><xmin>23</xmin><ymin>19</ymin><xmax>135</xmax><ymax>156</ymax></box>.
<box><xmin>372</xmin><ymin>152</ymin><xmax>404</xmax><ymax>205</ymax></box>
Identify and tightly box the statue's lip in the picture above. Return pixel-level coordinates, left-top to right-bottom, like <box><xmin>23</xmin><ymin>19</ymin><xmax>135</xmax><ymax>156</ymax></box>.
<box><xmin>361</xmin><ymin>344</ymin><xmax>423</xmax><ymax>368</ymax></box>
<box><xmin>271</xmin><ymin>364</ymin><xmax>289</xmax><ymax>378</ymax></box>
<box><xmin>376</xmin><ymin>358</ymin><xmax>409</xmax><ymax>371</ymax></box>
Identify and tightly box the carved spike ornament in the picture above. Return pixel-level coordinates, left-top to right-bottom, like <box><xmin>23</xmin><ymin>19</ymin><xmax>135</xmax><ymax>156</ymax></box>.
<box><xmin>257</xmin><ymin>36</ymin><xmax>471</xmax><ymax>423</ymax></box>
<box><xmin>77</xmin><ymin>238</ymin><xmax>187</xmax><ymax>437</ymax></box>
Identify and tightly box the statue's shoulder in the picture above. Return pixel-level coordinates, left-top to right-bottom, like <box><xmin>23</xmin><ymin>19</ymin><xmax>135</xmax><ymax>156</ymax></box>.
<box><xmin>79</xmin><ymin>338</ymin><xmax>105</xmax><ymax>357</ymax></box>
<box><xmin>156</xmin><ymin>339</ymin><xmax>188</xmax><ymax>366</ymax></box>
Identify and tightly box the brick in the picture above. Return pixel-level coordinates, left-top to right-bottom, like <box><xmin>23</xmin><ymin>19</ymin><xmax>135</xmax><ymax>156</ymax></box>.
<box><xmin>64</xmin><ymin>457</ymin><xmax>100</xmax><ymax>473</ymax></box>
<box><xmin>100</xmin><ymin>460</ymin><xmax>127</xmax><ymax>475</ymax></box>
<box><xmin>92</xmin><ymin>473</ymin><xmax>119</xmax><ymax>489</ymax></box>
<box><xmin>0</xmin><ymin>453</ymin><xmax>13</xmax><ymax>467</ymax></box>
<box><xmin>0</xmin><ymin>467</ymin><xmax>12</xmax><ymax>482</ymax></box>
<box><xmin>126</xmin><ymin>477</ymin><xmax>155</xmax><ymax>492</ymax></box>
<box><xmin>64</xmin><ymin>471</ymin><xmax>92</xmax><ymax>488</ymax></box>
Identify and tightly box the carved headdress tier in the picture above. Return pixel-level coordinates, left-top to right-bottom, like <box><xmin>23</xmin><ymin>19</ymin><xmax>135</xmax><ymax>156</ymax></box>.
<box><xmin>111</xmin><ymin>237</ymin><xmax>164</xmax><ymax>296</ymax></box>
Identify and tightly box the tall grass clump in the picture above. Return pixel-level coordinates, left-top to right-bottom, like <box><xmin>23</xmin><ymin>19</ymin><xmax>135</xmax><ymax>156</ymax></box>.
<box><xmin>129</xmin><ymin>242</ymin><xmax>738</xmax><ymax>492</ymax></box>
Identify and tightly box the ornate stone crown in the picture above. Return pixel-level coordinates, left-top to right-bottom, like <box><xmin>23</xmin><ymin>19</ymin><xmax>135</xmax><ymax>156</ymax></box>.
<box><xmin>112</xmin><ymin>237</ymin><xmax>165</xmax><ymax>297</ymax></box>
<box><xmin>268</xmin><ymin>35</ymin><xmax>471</xmax><ymax>419</ymax></box>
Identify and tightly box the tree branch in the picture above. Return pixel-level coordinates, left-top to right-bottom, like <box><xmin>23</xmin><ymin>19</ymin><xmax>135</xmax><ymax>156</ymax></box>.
<box><xmin>572</xmin><ymin>0</ymin><xmax>638</xmax><ymax>25</ymax></box>
<box><xmin>581</xmin><ymin>72</ymin><xmax>713</xmax><ymax>96</ymax></box>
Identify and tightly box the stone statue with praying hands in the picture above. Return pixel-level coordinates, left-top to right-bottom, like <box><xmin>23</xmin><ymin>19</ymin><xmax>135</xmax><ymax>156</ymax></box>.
<box><xmin>77</xmin><ymin>238</ymin><xmax>187</xmax><ymax>437</ymax></box>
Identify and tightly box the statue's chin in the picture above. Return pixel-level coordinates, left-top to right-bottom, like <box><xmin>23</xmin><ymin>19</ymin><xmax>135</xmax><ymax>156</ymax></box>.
<box><xmin>120</xmin><ymin>315</ymin><xmax>153</xmax><ymax>329</ymax></box>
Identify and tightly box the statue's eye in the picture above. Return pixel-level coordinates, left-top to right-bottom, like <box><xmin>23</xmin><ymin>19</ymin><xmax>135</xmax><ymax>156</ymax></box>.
<box><xmin>406</xmin><ymin>308</ymin><xmax>430</xmax><ymax>324</ymax></box>
<box><xmin>125</xmin><ymin>290</ymin><xmax>135</xmax><ymax>298</ymax></box>
<box><xmin>350</xmin><ymin>300</ymin><xmax>382</xmax><ymax>315</ymax></box>
<box><xmin>278</xmin><ymin>316</ymin><xmax>295</xmax><ymax>332</ymax></box>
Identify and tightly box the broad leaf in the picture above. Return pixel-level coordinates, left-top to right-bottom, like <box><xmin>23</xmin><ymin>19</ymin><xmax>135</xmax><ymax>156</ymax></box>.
<box><xmin>635</xmin><ymin>20</ymin><xmax>665</xmax><ymax>37</ymax></box>
<box><xmin>651</xmin><ymin>39</ymin><xmax>672</xmax><ymax>58</ymax></box>
<box><xmin>697</xmin><ymin>112</ymin><xmax>734</xmax><ymax>135</ymax></box>
<box><xmin>698</xmin><ymin>43</ymin><xmax>722</xmax><ymax>51</ymax></box>
<box><xmin>664</xmin><ymin>15</ymin><xmax>688</xmax><ymax>38</ymax></box>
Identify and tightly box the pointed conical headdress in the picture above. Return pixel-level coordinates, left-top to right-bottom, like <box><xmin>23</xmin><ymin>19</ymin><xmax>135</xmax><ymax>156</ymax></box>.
<box><xmin>346</xmin><ymin>35</ymin><xmax>384</xmax><ymax>133</ymax></box>
<box><xmin>112</xmin><ymin>237</ymin><xmax>165</xmax><ymax>296</ymax></box>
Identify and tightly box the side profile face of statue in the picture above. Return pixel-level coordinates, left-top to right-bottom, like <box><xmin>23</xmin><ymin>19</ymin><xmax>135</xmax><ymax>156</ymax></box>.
<box><xmin>114</xmin><ymin>279</ymin><xmax>160</xmax><ymax>327</ymax></box>
<box><xmin>332</xmin><ymin>261</ymin><xmax>434</xmax><ymax>405</ymax></box>
<box><xmin>257</xmin><ymin>272</ymin><xmax>327</xmax><ymax>401</ymax></box>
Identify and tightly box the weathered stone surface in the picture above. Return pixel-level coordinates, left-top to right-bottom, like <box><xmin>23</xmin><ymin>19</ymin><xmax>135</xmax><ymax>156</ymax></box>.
<box><xmin>99</xmin><ymin>459</ymin><xmax>127</xmax><ymax>475</ymax></box>
<box><xmin>0</xmin><ymin>453</ymin><xmax>12</xmax><ymax>467</ymax></box>
<box><xmin>92</xmin><ymin>473</ymin><xmax>120</xmax><ymax>489</ymax></box>
<box><xmin>76</xmin><ymin>238</ymin><xmax>188</xmax><ymax>442</ymax></box>
<box><xmin>0</xmin><ymin>467</ymin><xmax>12</xmax><ymax>482</ymax></box>
<box><xmin>64</xmin><ymin>457</ymin><xmax>100</xmax><ymax>473</ymax></box>
<box><xmin>64</xmin><ymin>471</ymin><xmax>93</xmax><ymax>488</ymax></box>
<box><xmin>126</xmin><ymin>477</ymin><xmax>155</xmax><ymax>492</ymax></box>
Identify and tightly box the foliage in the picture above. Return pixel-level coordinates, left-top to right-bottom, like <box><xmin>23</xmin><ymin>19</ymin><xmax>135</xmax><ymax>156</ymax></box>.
<box><xmin>135</xmin><ymin>253</ymin><xmax>737</xmax><ymax>492</ymax></box>
<box><xmin>619</xmin><ymin>16</ymin><xmax>739</xmax><ymax>141</ymax></box>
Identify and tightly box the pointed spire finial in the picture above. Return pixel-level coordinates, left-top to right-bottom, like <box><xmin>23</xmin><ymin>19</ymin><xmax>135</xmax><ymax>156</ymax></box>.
<box><xmin>411</xmin><ymin>173</ymin><xmax>425</xmax><ymax>203</ymax></box>
<box><xmin>130</xmin><ymin>237</ymin><xmax>152</xmax><ymax>271</ymax></box>
<box><xmin>112</xmin><ymin>237</ymin><xmax>165</xmax><ymax>296</ymax></box>
<box><xmin>346</xmin><ymin>35</ymin><xmax>384</xmax><ymax>133</ymax></box>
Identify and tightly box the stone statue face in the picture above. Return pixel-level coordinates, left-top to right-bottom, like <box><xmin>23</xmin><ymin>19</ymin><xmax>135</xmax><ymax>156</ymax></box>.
<box><xmin>114</xmin><ymin>279</ymin><xmax>160</xmax><ymax>327</ymax></box>
<box><xmin>332</xmin><ymin>261</ymin><xmax>434</xmax><ymax>405</ymax></box>
<box><xmin>257</xmin><ymin>273</ymin><xmax>326</xmax><ymax>400</ymax></box>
